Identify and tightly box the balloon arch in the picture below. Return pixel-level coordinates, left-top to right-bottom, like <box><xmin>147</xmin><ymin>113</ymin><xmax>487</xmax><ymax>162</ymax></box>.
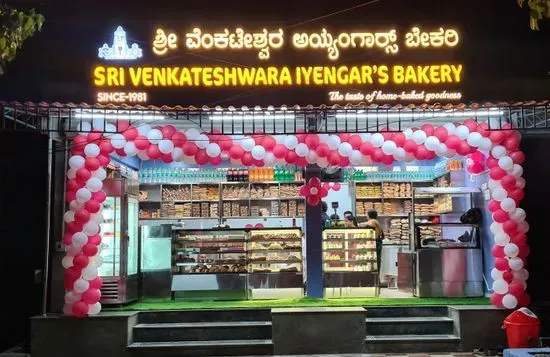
<box><xmin>62</xmin><ymin>119</ymin><xmax>529</xmax><ymax>317</ymax></box>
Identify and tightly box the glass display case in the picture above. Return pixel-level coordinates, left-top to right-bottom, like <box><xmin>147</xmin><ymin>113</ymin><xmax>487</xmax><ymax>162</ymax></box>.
<box><xmin>322</xmin><ymin>228</ymin><xmax>379</xmax><ymax>298</ymax></box>
<box><xmin>98</xmin><ymin>177</ymin><xmax>139</xmax><ymax>304</ymax></box>
<box><xmin>171</xmin><ymin>228</ymin><xmax>248</xmax><ymax>300</ymax></box>
<box><xmin>247</xmin><ymin>228</ymin><xmax>304</xmax><ymax>299</ymax></box>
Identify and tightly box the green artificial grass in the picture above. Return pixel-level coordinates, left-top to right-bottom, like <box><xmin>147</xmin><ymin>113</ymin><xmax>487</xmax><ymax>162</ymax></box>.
<box><xmin>107</xmin><ymin>297</ymin><xmax>490</xmax><ymax>311</ymax></box>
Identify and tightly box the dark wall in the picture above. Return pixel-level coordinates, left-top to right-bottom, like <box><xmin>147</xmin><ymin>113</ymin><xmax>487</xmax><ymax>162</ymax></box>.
<box><xmin>0</xmin><ymin>132</ymin><xmax>49</xmax><ymax>351</ymax></box>
<box><xmin>520</xmin><ymin>135</ymin><xmax>550</xmax><ymax>304</ymax></box>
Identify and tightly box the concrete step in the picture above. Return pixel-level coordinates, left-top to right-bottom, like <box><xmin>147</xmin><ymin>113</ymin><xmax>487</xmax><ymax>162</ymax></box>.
<box><xmin>138</xmin><ymin>308</ymin><xmax>272</xmax><ymax>324</ymax></box>
<box><xmin>128</xmin><ymin>339</ymin><xmax>273</xmax><ymax>356</ymax></box>
<box><xmin>364</xmin><ymin>334</ymin><xmax>461</xmax><ymax>353</ymax></box>
<box><xmin>364</xmin><ymin>306</ymin><xmax>449</xmax><ymax>318</ymax></box>
<box><xmin>133</xmin><ymin>321</ymin><xmax>272</xmax><ymax>342</ymax></box>
<box><xmin>365</xmin><ymin>316</ymin><xmax>454</xmax><ymax>335</ymax></box>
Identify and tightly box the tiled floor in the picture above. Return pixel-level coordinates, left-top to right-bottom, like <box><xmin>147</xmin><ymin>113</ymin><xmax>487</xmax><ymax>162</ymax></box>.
<box><xmin>235</xmin><ymin>354</ymin><xmax>489</xmax><ymax>357</ymax></box>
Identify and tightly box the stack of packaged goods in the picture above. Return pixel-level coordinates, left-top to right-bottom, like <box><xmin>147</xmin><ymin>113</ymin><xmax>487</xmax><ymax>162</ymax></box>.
<box><xmin>161</xmin><ymin>202</ymin><xmax>175</xmax><ymax>217</ymax></box>
<box><xmin>162</xmin><ymin>185</ymin><xmax>191</xmax><ymax>201</ymax></box>
<box><xmin>356</xmin><ymin>184</ymin><xmax>382</xmax><ymax>198</ymax></box>
<box><xmin>383</xmin><ymin>183</ymin><xmax>411</xmax><ymax>197</ymax></box>
<box><xmin>417</xmin><ymin>223</ymin><xmax>442</xmax><ymax>239</ymax></box>
<box><xmin>280</xmin><ymin>184</ymin><xmax>300</xmax><ymax>198</ymax></box>
<box><xmin>297</xmin><ymin>202</ymin><xmax>305</xmax><ymax>216</ymax></box>
<box><xmin>175</xmin><ymin>203</ymin><xmax>191</xmax><ymax>217</ymax></box>
<box><xmin>387</xmin><ymin>218</ymin><xmax>409</xmax><ymax>243</ymax></box>
<box><xmin>192</xmin><ymin>203</ymin><xmax>201</xmax><ymax>217</ymax></box>
<box><xmin>434</xmin><ymin>194</ymin><xmax>453</xmax><ymax>213</ymax></box>
<box><xmin>415</xmin><ymin>203</ymin><xmax>435</xmax><ymax>215</ymax></box>
<box><xmin>223</xmin><ymin>185</ymin><xmax>249</xmax><ymax>199</ymax></box>
<box><xmin>270</xmin><ymin>201</ymin><xmax>279</xmax><ymax>216</ymax></box>
<box><xmin>210</xmin><ymin>203</ymin><xmax>219</xmax><ymax>217</ymax></box>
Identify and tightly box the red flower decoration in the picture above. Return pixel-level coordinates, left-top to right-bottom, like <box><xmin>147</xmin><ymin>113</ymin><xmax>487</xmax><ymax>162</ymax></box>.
<box><xmin>300</xmin><ymin>178</ymin><xmax>328</xmax><ymax>206</ymax></box>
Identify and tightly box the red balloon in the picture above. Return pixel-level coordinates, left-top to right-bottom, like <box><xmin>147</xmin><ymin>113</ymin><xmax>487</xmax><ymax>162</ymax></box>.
<box><xmin>65</xmin><ymin>266</ymin><xmax>81</xmax><ymax>281</ymax></box>
<box><xmin>489</xmin><ymin>167</ymin><xmax>506</xmax><ymax>180</ymax></box>
<box><xmin>382</xmin><ymin>155</ymin><xmax>394</xmax><ymax>165</ymax></box>
<box><xmin>195</xmin><ymin>149</ymin><xmax>209</xmax><ymax>165</ymax></box>
<box><xmin>161</xmin><ymin>125</ymin><xmax>177</xmax><ymax>139</ymax></box>
<box><xmin>463</xmin><ymin>118</ymin><xmax>478</xmax><ymax>132</ymax></box>
<box><xmin>228</xmin><ymin>145</ymin><xmax>243</xmax><ymax>160</ymax></box>
<box><xmin>424</xmin><ymin>150</ymin><xmax>436</xmax><ymax>160</ymax></box>
<box><xmin>210</xmin><ymin>156</ymin><xmax>222</xmax><ymax>166</ymax></box>
<box><xmin>171</xmin><ymin>132</ymin><xmax>187</xmax><ymax>147</ymax></box>
<box><xmin>348</xmin><ymin>135</ymin><xmax>363</xmax><ymax>149</ymax></box>
<box><xmin>97</xmin><ymin>155</ymin><xmax>110</xmax><ymax>167</ymax></box>
<box><xmin>372</xmin><ymin>148</ymin><xmax>385</xmax><ymax>162</ymax></box>
<box><xmin>312</xmin><ymin>143</ymin><xmax>327</xmax><ymax>158</ymax></box>
<box><xmin>67</xmin><ymin>179</ymin><xmax>82</xmax><ymax>192</ymax></box>
<box><xmin>161</xmin><ymin>153</ymin><xmax>173</xmax><ymax>163</ymax></box>
<box><xmin>489</xmin><ymin>131</ymin><xmax>505</xmax><ymax>144</ymax></box>
<box><xmin>338</xmin><ymin>133</ymin><xmax>351</xmax><ymax>142</ymax></box>
<box><xmin>319</xmin><ymin>187</ymin><xmax>328</xmax><ymax>198</ymax></box>
<box><xmin>477</xmin><ymin>122</ymin><xmax>490</xmax><ymax>137</ymax></box>
<box><xmin>115</xmin><ymin>148</ymin><xmax>126</xmax><ymax>157</ymax></box>
<box><xmin>89</xmin><ymin>276</ymin><xmax>103</xmax><ymax>289</ymax></box>
<box><xmin>253</xmin><ymin>133</ymin><xmax>265</xmax><ymax>145</ymax></box>
<box><xmin>304</xmin><ymin>134</ymin><xmax>320</xmax><ymax>149</ymax></box>
<box><xmin>254</xmin><ymin>223</ymin><xmax>264</xmax><ymax>229</ymax></box>
<box><xmin>501</xmin><ymin>175</ymin><xmax>517</xmax><ymax>190</ymax></box>
<box><xmin>82</xmin><ymin>288</ymin><xmax>102</xmax><ymax>304</ymax></box>
<box><xmin>490</xmin><ymin>293</ymin><xmax>504</xmax><ymax>307</ymax></box>
<box><xmin>433</xmin><ymin>127</ymin><xmax>448</xmax><ymax>142</ymax></box>
<box><xmin>415</xmin><ymin>146</ymin><xmax>429</xmax><ymax>160</ymax></box>
<box><xmin>295</xmin><ymin>157</ymin><xmax>308</xmax><ymax>167</ymax></box>
<box><xmin>76</xmin><ymin>168</ymin><xmax>91</xmax><ymax>182</ymax></box>
<box><xmin>360</xmin><ymin>141</ymin><xmax>375</xmax><ymax>155</ymax></box>
<box><xmin>392</xmin><ymin>133</ymin><xmax>406</xmax><ymax>147</ymax></box>
<box><xmin>72</xmin><ymin>301</ymin><xmax>89</xmax><ymax>318</ymax></box>
<box><xmin>134</xmin><ymin>135</ymin><xmax>150</xmax><ymax>150</ymax></box>
<box><xmin>509</xmin><ymin>281</ymin><xmax>525</xmax><ymax>296</ymax></box>
<box><xmin>218</xmin><ymin>135</ymin><xmax>233</xmax><ymax>151</ymax></box>
<box><xmin>307</xmin><ymin>195</ymin><xmax>320</xmax><ymax>206</ymax></box>
<box><xmin>241</xmin><ymin>152</ymin><xmax>254</xmax><ymax>166</ymax></box>
<box><xmin>85</xmin><ymin>157</ymin><xmax>100</xmax><ymax>172</ymax></box>
<box><xmin>491</xmin><ymin>245</ymin><xmax>505</xmax><ymax>258</ymax></box>
<box><xmin>332</xmin><ymin>182</ymin><xmax>341</xmax><ymax>191</ymax></box>
<box><xmin>518</xmin><ymin>244</ymin><xmax>530</xmax><ymax>258</ymax></box>
<box><xmin>73</xmin><ymin>254</ymin><xmax>89</xmax><ymax>269</ymax></box>
<box><xmin>182</xmin><ymin>142</ymin><xmax>198</xmax><ymax>156</ymax></box>
<box><xmin>271</xmin><ymin>144</ymin><xmax>287</xmax><ymax>159</ymax></box>
<box><xmin>122</xmin><ymin>127</ymin><xmax>138</xmax><ymax>141</ymax></box>
<box><xmin>503</xmin><ymin>270</ymin><xmax>514</xmax><ymax>283</ymax></box>
<box><xmin>421</xmin><ymin>124</ymin><xmax>434</xmax><ymax>136</ymax></box>
<box><xmin>72</xmin><ymin>135</ymin><xmax>88</xmax><ymax>150</ymax></box>
<box><xmin>488</xmin><ymin>200</ymin><xmax>501</xmax><ymax>213</ymax></box>
<box><xmin>503</xmin><ymin>136</ymin><xmax>520</xmax><ymax>151</ymax></box>
<box><xmin>88</xmin><ymin>234</ymin><xmax>101</xmax><ymax>245</ymax></box>
<box><xmin>147</xmin><ymin>145</ymin><xmax>162</xmax><ymax>160</ymax></box>
<box><xmin>286</xmin><ymin>151</ymin><xmax>298</xmax><ymax>164</ymax></box>
<box><xmin>495</xmin><ymin>258</ymin><xmax>509</xmax><ymax>271</ymax></box>
<box><xmin>75</xmin><ymin>208</ymin><xmax>91</xmax><ymax>224</ymax></box>
<box><xmin>91</xmin><ymin>190</ymin><xmax>106</xmax><ymax>203</ymax></box>
<box><xmin>486</xmin><ymin>156</ymin><xmax>498</xmax><ymax>169</ymax></box>
<box><xmin>65</xmin><ymin>191</ymin><xmax>76</xmax><ymax>203</ymax></box>
<box><xmin>509</xmin><ymin>188</ymin><xmax>525</xmax><ymax>202</ymax></box>
<box><xmin>63</xmin><ymin>233</ymin><xmax>73</xmax><ymax>245</ymax></box>
<box><xmin>98</xmin><ymin>140</ymin><xmax>114</xmax><ymax>155</ymax></box>
<box><xmin>262</xmin><ymin>136</ymin><xmax>276</xmax><ymax>151</ymax></box>
<box><xmin>468</xmin><ymin>163</ymin><xmax>485</xmax><ymax>174</ymax></box>
<box><xmin>66</xmin><ymin>221</ymin><xmax>83</xmax><ymax>234</ymax></box>
<box><xmin>518</xmin><ymin>293</ymin><xmax>531</xmax><ymax>307</ymax></box>
<box><xmin>493</xmin><ymin>209</ymin><xmax>509</xmax><ymax>223</ymax></box>
<box><xmin>445</xmin><ymin>135</ymin><xmax>461</xmax><ymax>150</ymax></box>
<box><xmin>503</xmin><ymin>220</ymin><xmax>519</xmax><ymax>234</ymax></box>
<box><xmin>339</xmin><ymin>156</ymin><xmax>350</xmax><ymax>167</ymax></box>
<box><xmin>116</xmin><ymin>120</ymin><xmax>129</xmax><ymax>132</ymax></box>
<box><xmin>87</xmin><ymin>132</ymin><xmax>102</xmax><ymax>143</ymax></box>
<box><xmin>456</xmin><ymin>142</ymin><xmax>471</xmax><ymax>156</ymax></box>
<box><xmin>245</xmin><ymin>224</ymin><xmax>254</xmax><ymax>229</ymax></box>
<box><xmin>510</xmin><ymin>151</ymin><xmax>525</xmax><ymax>165</ymax></box>
<box><xmin>511</xmin><ymin>233</ymin><xmax>527</xmax><ymax>246</ymax></box>
<box><xmin>403</xmin><ymin>140</ymin><xmax>418</xmax><ymax>153</ymax></box>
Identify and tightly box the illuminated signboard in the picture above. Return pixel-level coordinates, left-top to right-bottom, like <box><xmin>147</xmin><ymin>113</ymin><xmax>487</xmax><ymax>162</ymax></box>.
<box><xmin>93</xmin><ymin>25</ymin><xmax>463</xmax><ymax>104</ymax></box>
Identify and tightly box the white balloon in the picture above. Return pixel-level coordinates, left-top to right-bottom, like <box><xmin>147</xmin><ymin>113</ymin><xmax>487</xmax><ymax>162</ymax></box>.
<box><xmin>158</xmin><ymin>139</ymin><xmax>175</xmax><ymax>154</ymax></box>
<box><xmin>443</xmin><ymin>122</ymin><xmax>456</xmax><ymax>134</ymax></box>
<box><xmin>105</xmin><ymin>123</ymin><xmax>117</xmax><ymax>133</ymax></box>
<box><xmin>67</xmin><ymin>168</ymin><xmax>77</xmax><ymax>179</ymax></box>
<box><xmin>435</xmin><ymin>143</ymin><xmax>448</xmax><ymax>156</ymax></box>
<box><xmin>361</xmin><ymin>155</ymin><xmax>373</xmax><ymax>165</ymax></box>
<box><xmin>424</xmin><ymin>136</ymin><xmax>440</xmax><ymax>151</ymax></box>
<box><xmin>64</xmin><ymin>211</ymin><xmax>75</xmax><ymax>223</ymax></box>
<box><xmin>72</xmin><ymin>232</ymin><xmax>88</xmax><ymax>248</ymax></box>
<box><xmin>512</xmin><ymin>164</ymin><xmax>523</xmax><ymax>177</ymax></box>
<box><xmin>86</xmin><ymin>178</ymin><xmax>103</xmax><ymax>193</ymax></box>
<box><xmin>137</xmin><ymin>124</ymin><xmax>152</xmax><ymax>136</ymax></box>
<box><xmin>510</xmin><ymin>208</ymin><xmax>526</xmax><ymax>221</ymax></box>
<box><xmin>318</xmin><ymin>134</ymin><xmax>330</xmax><ymax>143</ymax></box>
<box><xmin>251</xmin><ymin>145</ymin><xmax>267</xmax><ymax>160</ymax></box>
<box><xmin>185</xmin><ymin>128</ymin><xmax>200</xmax><ymax>140</ymax></box>
<box><xmin>492</xmin><ymin>279</ymin><xmax>509</xmax><ymax>294</ymax></box>
<box><xmin>455</xmin><ymin>125</ymin><xmax>470</xmax><ymax>140</ymax></box>
<box><xmin>195</xmin><ymin>134</ymin><xmax>209</xmax><ymax>149</ymax></box>
<box><xmin>518</xmin><ymin>221</ymin><xmax>529</xmax><ymax>233</ymax></box>
<box><xmin>62</xmin><ymin>255</ymin><xmax>74</xmax><ymax>269</ymax></box>
<box><xmin>504</xmin><ymin>243</ymin><xmax>520</xmax><ymax>257</ymax></box>
<box><xmin>467</xmin><ymin>132</ymin><xmax>483</xmax><ymax>147</ymax></box>
<box><xmin>205</xmin><ymin>143</ymin><xmax>221</xmax><ymax>158</ymax></box>
<box><xmin>147</xmin><ymin>129</ymin><xmax>163</xmax><ymax>145</ymax></box>
<box><xmin>84</xmin><ymin>144</ymin><xmax>100</xmax><ymax>157</ymax></box>
<box><xmin>491</xmin><ymin>145</ymin><xmax>507</xmax><ymax>159</ymax></box>
<box><xmin>509</xmin><ymin>257</ymin><xmax>524</xmax><ymax>271</ymax></box>
<box><xmin>66</xmin><ymin>244</ymin><xmax>82</xmax><ymax>256</ymax></box>
<box><xmin>91</xmin><ymin>213</ymin><xmax>104</xmax><ymax>224</ymax></box>
<box><xmin>90</xmin><ymin>255</ymin><xmax>103</xmax><ymax>267</ymax></box>
<box><xmin>64</xmin><ymin>291</ymin><xmax>82</xmax><ymax>305</ymax></box>
<box><xmin>516</xmin><ymin>177</ymin><xmax>526</xmax><ymax>189</ymax></box>
<box><xmin>110</xmin><ymin>134</ymin><xmax>126</xmax><ymax>149</ymax></box>
<box><xmin>242</xmin><ymin>138</ymin><xmax>256</xmax><ymax>151</ymax></box>
<box><xmin>263</xmin><ymin>152</ymin><xmax>276</xmax><ymax>166</ymax></box>
<box><xmin>76</xmin><ymin>188</ymin><xmax>92</xmax><ymax>203</ymax></box>
<box><xmin>479</xmin><ymin>138</ymin><xmax>493</xmax><ymax>151</ymax></box>
<box><xmin>123</xmin><ymin>142</ymin><xmax>138</xmax><ymax>157</ymax></box>
<box><xmin>500</xmin><ymin>198</ymin><xmax>516</xmax><ymax>212</ymax></box>
<box><xmin>488</xmin><ymin>179</ymin><xmax>502</xmax><ymax>190</ymax></box>
<box><xmin>137</xmin><ymin>151</ymin><xmax>149</xmax><ymax>160</ymax></box>
<box><xmin>275</xmin><ymin>135</ymin><xmax>286</xmax><ymax>144</ymax></box>
<box><xmin>88</xmin><ymin>302</ymin><xmax>102</xmax><ymax>315</ymax></box>
<box><xmin>219</xmin><ymin>151</ymin><xmax>230</xmax><ymax>161</ymax></box>
<box><xmin>492</xmin><ymin>188</ymin><xmax>508</xmax><ymax>201</ymax></box>
<box><xmin>83</xmin><ymin>221</ymin><xmax>99</xmax><ymax>236</ymax></box>
<box><xmin>338</xmin><ymin>142</ymin><xmax>353</xmax><ymax>156</ymax></box>
<box><xmin>494</xmin><ymin>233</ymin><xmax>510</xmax><ymax>246</ymax></box>
<box><xmin>371</xmin><ymin>133</ymin><xmax>385</xmax><ymax>147</ymax></box>
<box><xmin>490</xmin><ymin>222</ymin><xmax>505</xmax><ymax>235</ymax></box>
<box><xmin>412</xmin><ymin>130</ymin><xmax>427</xmax><ymax>144</ymax></box>
<box><xmin>69</xmin><ymin>201</ymin><xmax>83</xmax><ymax>211</ymax></box>
<box><xmin>394</xmin><ymin>147</ymin><xmax>407</xmax><ymax>160</ymax></box>
<box><xmin>491</xmin><ymin>268</ymin><xmax>504</xmax><ymax>280</ymax></box>
<box><xmin>317</xmin><ymin>157</ymin><xmax>329</xmax><ymax>168</ymax></box>
<box><xmin>502</xmin><ymin>294</ymin><xmax>518</xmax><ymax>309</ymax></box>
<box><xmin>69</xmin><ymin>155</ymin><xmax>85</xmax><ymax>170</ymax></box>
<box><xmin>306</xmin><ymin>150</ymin><xmax>318</xmax><ymax>164</ymax></box>
<box><xmin>403</xmin><ymin>128</ymin><xmax>414</xmax><ymax>138</ymax></box>
<box><xmin>443</xmin><ymin>148</ymin><xmax>457</xmax><ymax>158</ymax></box>
<box><xmin>513</xmin><ymin>268</ymin><xmax>529</xmax><ymax>281</ymax></box>
<box><xmin>359</xmin><ymin>133</ymin><xmax>372</xmax><ymax>141</ymax></box>
<box><xmin>381</xmin><ymin>140</ymin><xmax>398</xmax><ymax>155</ymax></box>
<box><xmin>350</xmin><ymin>150</ymin><xmax>362</xmax><ymax>163</ymax></box>
<box><xmin>326</xmin><ymin>135</ymin><xmax>341</xmax><ymax>150</ymax></box>
<box><xmin>295</xmin><ymin>143</ymin><xmax>309</xmax><ymax>157</ymax></box>
<box><xmin>82</xmin><ymin>265</ymin><xmax>99</xmax><ymax>280</ymax></box>
<box><xmin>171</xmin><ymin>147</ymin><xmax>184</xmax><ymax>162</ymax></box>
<box><xmin>498</xmin><ymin>156</ymin><xmax>514</xmax><ymax>171</ymax></box>
<box><xmin>73</xmin><ymin>279</ymin><xmax>90</xmax><ymax>294</ymax></box>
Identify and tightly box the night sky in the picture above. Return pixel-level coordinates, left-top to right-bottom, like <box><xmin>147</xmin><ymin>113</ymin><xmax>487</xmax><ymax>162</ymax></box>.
<box><xmin>1</xmin><ymin>0</ymin><xmax>549</xmax><ymax>106</ymax></box>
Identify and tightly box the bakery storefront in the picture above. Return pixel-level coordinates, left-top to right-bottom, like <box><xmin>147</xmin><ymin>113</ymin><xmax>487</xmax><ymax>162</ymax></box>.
<box><xmin>6</xmin><ymin>21</ymin><xmax>530</xmax><ymax>317</ymax></box>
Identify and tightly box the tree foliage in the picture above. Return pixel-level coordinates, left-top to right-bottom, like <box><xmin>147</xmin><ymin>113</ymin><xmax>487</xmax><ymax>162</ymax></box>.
<box><xmin>518</xmin><ymin>0</ymin><xmax>550</xmax><ymax>30</ymax></box>
<box><xmin>0</xmin><ymin>5</ymin><xmax>44</xmax><ymax>75</ymax></box>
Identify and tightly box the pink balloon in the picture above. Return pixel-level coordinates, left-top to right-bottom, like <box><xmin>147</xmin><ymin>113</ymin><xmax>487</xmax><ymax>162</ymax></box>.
<box><xmin>63</xmin><ymin>233</ymin><xmax>73</xmax><ymax>245</ymax></box>
<box><xmin>510</xmin><ymin>151</ymin><xmax>525</xmax><ymax>164</ymax></box>
<box><xmin>456</xmin><ymin>142</ymin><xmax>471</xmax><ymax>156</ymax></box>
<box><xmin>503</xmin><ymin>136</ymin><xmax>520</xmax><ymax>151</ymax></box>
<box><xmin>195</xmin><ymin>149</ymin><xmax>209</xmax><ymax>165</ymax></box>
<box><xmin>115</xmin><ymin>148</ymin><xmax>126</xmax><ymax>157</ymax></box>
<box><xmin>122</xmin><ymin>127</ymin><xmax>138</xmax><ymax>141</ymax></box>
<box><xmin>328</xmin><ymin>151</ymin><xmax>341</xmax><ymax>166</ymax></box>
<box><xmin>88</xmin><ymin>234</ymin><xmax>101</xmax><ymax>245</ymax></box>
<box><xmin>66</xmin><ymin>221</ymin><xmax>83</xmax><ymax>234</ymax></box>
<box><xmin>261</xmin><ymin>136</ymin><xmax>276</xmax><ymax>151</ymax></box>
<box><xmin>67</xmin><ymin>179</ymin><xmax>82</xmax><ymax>192</ymax></box>
<box><xmin>273</xmin><ymin>144</ymin><xmax>288</xmax><ymax>159</ymax></box>
<box><xmin>286</xmin><ymin>151</ymin><xmax>298</xmax><ymax>164</ymax></box>
<box><xmin>295</xmin><ymin>157</ymin><xmax>308</xmax><ymax>167</ymax></box>
<box><xmin>518</xmin><ymin>293</ymin><xmax>531</xmax><ymax>307</ymax></box>
<box><xmin>82</xmin><ymin>288</ymin><xmax>102</xmax><ymax>304</ymax></box>
<box><xmin>503</xmin><ymin>270</ymin><xmax>514</xmax><ymax>283</ymax></box>
<box><xmin>161</xmin><ymin>125</ymin><xmax>177</xmax><ymax>139</ymax></box>
<box><xmin>486</xmin><ymin>157</ymin><xmax>498</xmax><ymax>169</ymax></box>
<box><xmin>382</xmin><ymin>155</ymin><xmax>394</xmax><ymax>165</ymax></box>
<box><xmin>147</xmin><ymin>145</ymin><xmax>162</xmax><ymax>160</ymax></box>
<box><xmin>501</xmin><ymin>175</ymin><xmax>517</xmax><ymax>190</ymax></box>
<box><xmin>116</xmin><ymin>121</ymin><xmax>129</xmax><ymax>132</ymax></box>
<box><xmin>73</xmin><ymin>254</ymin><xmax>89</xmax><ymax>269</ymax></box>
<box><xmin>171</xmin><ymin>132</ymin><xmax>187</xmax><ymax>147</ymax></box>
<box><xmin>392</xmin><ymin>133</ymin><xmax>406</xmax><ymax>147</ymax></box>
<box><xmin>518</xmin><ymin>244</ymin><xmax>530</xmax><ymax>258</ymax></box>
<box><xmin>218</xmin><ymin>135</ymin><xmax>233</xmax><ymax>151</ymax></box>
<box><xmin>489</xmin><ymin>131</ymin><xmax>505</xmax><ymax>144</ymax></box>
<box><xmin>229</xmin><ymin>145</ymin><xmax>244</xmax><ymax>160</ymax></box>
<box><xmin>315</xmin><ymin>143</ymin><xmax>330</xmax><ymax>158</ymax></box>
<box><xmin>348</xmin><ymin>135</ymin><xmax>363</xmax><ymax>149</ymax></box>
<box><xmin>87</xmin><ymin>132</ymin><xmax>102</xmax><ymax>143</ymax></box>
<box><xmin>254</xmin><ymin>223</ymin><xmax>264</xmax><ymax>228</ymax></box>
<box><xmin>489</xmin><ymin>167</ymin><xmax>506</xmax><ymax>180</ymax></box>
<box><xmin>338</xmin><ymin>133</ymin><xmax>351</xmax><ymax>142</ymax></box>
<box><xmin>445</xmin><ymin>135</ymin><xmax>461</xmax><ymax>150</ymax></box>
<box><xmin>434</xmin><ymin>127</ymin><xmax>448</xmax><ymax>142</ymax></box>
<box><xmin>74</xmin><ymin>208</ymin><xmax>91</xmax><ymax>224</ymax></box>
<box><xmin>319</xmin><ymin>187</ymin><xmax>328</xmax><ymax>198</ymax></box>
<box><xmin>245</xmin><ymin>224</ymin><xmax>254</xmax><ymax>229</ymax></box>
<box><xmin>493</xmin><ymin>209</ymin><xmax>509</xmax><ymax>223</ymax></box>
<box><xmin>161</xmin><ymin>153</ymin><xmax>173</xmax><ymax>163</ymax></box>
<box><xmin>508</xmin><ymin>188</ymin><xmax>525</xmax><ymax>202</ymax></box>
<box><xmin>511</xmin><ymin>233</ymin><xmax>527</xmax><ymax>246</ymax></box>
<box><xmin>134</xmin><ymin>135</ymin><xmax>150</xmax><ymax>150</ymax></box>
<box><xmin>360</xmin><ymin>141</ymin><xmax>374</xmax><ymax>155</ymax></box>
<box><xmin>508</xmin><ymin>281</ymin><xmax>525</xmax><ymax>296</ymax></box>
<box><xmin>495</xmin><ymin>258</ymin><xmax>509</xmax><ymax>271</ymax></box>
<box><xmin>421</xmin><ymin>123</ymin><xmax>434</xmax><ymax>136</ymax></box>
<box><xmin>372</xmin><ymin>148</ymin><xmax>385</xmax><ymax>162</ymax></box>
<box><xmin>307</xmin><ymin>195</ymin><xmax>320</xmax><ymax>206</ymax></box>
<box><xmin>332</xmin><ymin>182</ymin><xmax>341</xmax><ymax>191</ymax></box>
<box><xmin>89</xmin><ymin>277</ymin><xmax>103</xmax><ymax>290</ymax></box>
<box><xmin>490</xmin><ymin>293</ymin><xmax>504</xmax><ymax>307</ymax></box>
<box><xmin>488</xmin><ymin>200</ymin><xmax>501</xmax><ymax>213</ymax></box>
<box><xmin>65</xmin><ymin>191</ymin><xmax>76</xmax><ymax>203</ymax></box>
<box><xmin>242</xmin><ymin>152</ymin><xmax>254</xmax><ymax>166</ymax></box>
<box><xmin>85</xmin><ymin>157</ymin><xmax>100</xmax><ymax>172</ymax></box>
<box><xmin>463</xmin><ymin>118</ymin><xmax>479</xmax><ymax>132</ymax></box>
<box><xmin>85</xmin><ymin>200</ymin><xmax>100</xmax><ymax>215</ymax></box>
<box><xmin>91</xmin><ymin>190</ymin><xmax>106</xmax><ymax>203</ymax></box>
<box><xmin>403</xmin><ymin>140</ymin><xmax>417</xmax><ymax>153</ymax></box>
<box><xmin>415</xmin><ymin>146</ymin><xmax>429</xmax><ymax>160</ymax></box>
<box><xmin>182</xmin><ymin>142</ymin><xmax>198</xmax><ymax>156</ymax></box>
<box><xmin>72</xmin><ymin>301</ymin><xmax>89</xmax><ymax>318</ymax></box>
<box><xmin>76</xmin><ymin>168</ymin><xmax>92</xmax><ymax>183</ymax></box>
<box><xmin>467</xmin><ymin>163</ymin><xmax>484</xmax><ymax>174</ymax></box>
<box><xmin>82</xmin><ymin>243</ymin><xmax>98</xmax><ymax>257</ymax></box>
<box><xmin>491</xmin><ymin>245</ymin><xmax>505</xmax><ymax>258</ymax></box>
<box><xmin>503</xmin><ymin>220</ymin><xmax>519</xmax><ymax>235</ymax></box>
<box><xmin>210</xmin><ymin>156</ymin><xmax>222</xmax><ymax>166</ymax></box>
<box><xmin>304</xmin><ymin>134</ymin><xmax>320</xmax><ymax>149</ymax></box>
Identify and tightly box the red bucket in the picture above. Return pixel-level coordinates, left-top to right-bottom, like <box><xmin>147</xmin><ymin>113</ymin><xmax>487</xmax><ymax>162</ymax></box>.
<box><xmin>502</xmin><ymin>307</ymin><xmax>541</xmax><ymax>348</ymax></box>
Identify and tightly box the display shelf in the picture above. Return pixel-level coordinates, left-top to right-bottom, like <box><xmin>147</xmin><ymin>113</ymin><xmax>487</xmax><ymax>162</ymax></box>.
<box><xmin>247</xmin><ymin>228</ymin><xmax>303</xmax><ymax>274</ymax></box>
<box><xmin>176</xmin><ymin>239</ymin><xmax>247</xmax><ymax>243</ymax></box>
<box><xmin>323</xmin><ymin>248</ymin><xmax>376</xmax><ymax>252</ymax></box>
<box><xmin>248</xmin><ymin>260</ymin><xmax>302</xmax><ymax>264</ymax></box>
<box><xmin>247</xmin><ymin>248</ymin><xmax>302</xmax><ymax>253</ymax></box>
<box><xmin>356</xmin><ymin>196</ymin><xmax>383</xmax><ymax>199</ymax></box>
<box><xmin>324</xmin><ymin>259</ymin><xmax>378</xmax><ymax>263</ymax></box>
